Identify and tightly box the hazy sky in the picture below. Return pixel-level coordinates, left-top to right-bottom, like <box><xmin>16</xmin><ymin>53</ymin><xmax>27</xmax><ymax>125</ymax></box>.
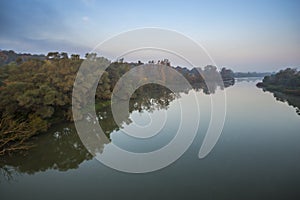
<box><xmin>0</xmin><ymin>0</ymin><xmax>299</xmax><ymax>71</ymax></box>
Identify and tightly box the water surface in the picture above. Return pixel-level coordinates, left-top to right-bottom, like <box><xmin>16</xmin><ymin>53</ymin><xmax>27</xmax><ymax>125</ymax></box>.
<box><xmin>1</xmin><ymin>78</ymin><xmax>300</xmax><ymax>200</ymax></box>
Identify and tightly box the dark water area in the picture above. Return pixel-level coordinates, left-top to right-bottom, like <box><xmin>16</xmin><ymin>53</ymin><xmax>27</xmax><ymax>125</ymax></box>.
<box><xmin>1</xmin><ymin>78</ymin><xmax>300</xmax><ymax>200</ymax></box>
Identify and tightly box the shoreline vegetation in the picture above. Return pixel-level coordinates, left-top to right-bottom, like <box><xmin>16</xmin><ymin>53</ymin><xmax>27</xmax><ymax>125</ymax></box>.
<box><xmin>0</xmin><ymin>50</ymin><xmax>235</xmax><ymax>155</ymax></box>
<box><xmin>257</xmin><ymin>68</ymin><xmax>300</xmax><ymax>96</ymax></box>
<box><xmin>234</xmin><ymin>72</ymin><xmax>272</xmax><ymax>78</ymax></box>
<box><xmin>1</xmin><ymin>50</ymin><xmax>298</xmax><ymax>156</ymax></box>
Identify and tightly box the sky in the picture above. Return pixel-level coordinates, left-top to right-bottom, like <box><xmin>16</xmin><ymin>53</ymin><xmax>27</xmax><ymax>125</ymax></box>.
<box><xmin>0</xmin><ymin>0</ymin><xmax>299</xmax><ymax>71</ymax></box>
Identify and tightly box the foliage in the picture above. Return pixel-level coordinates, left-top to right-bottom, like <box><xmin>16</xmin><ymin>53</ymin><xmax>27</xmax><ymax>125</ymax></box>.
<box><xmin>0</xmin><ymin>58</ymin><xmax>82</xmax><ymax>154</ymax></box>
<box><xmin>234</xmin><ymin>72</ymin><xmax>272</xmax><ymax>78</ymax></box>
<box><xmin>0</xmin><ymin>52</ymin><xmax>234</xmax><ymax>155</ymax></box>
<box><xmin>220</xmin><ymin>67</ymin><xmax>234</xmax><ymax>81</ymax></box>
<box><xmin>0</xmin><ymin>113</ymin><xmax>47</xmax><ymax>155</ymax></box>
<box><xmin>0</xmin><ymin>50</ymin><xmax>45</xmax><ymax>66</ymax></box>
<box><xmin>257</xmin><ymin>68</ymin><xmax>300</xmax><ymax>95</ymax></box>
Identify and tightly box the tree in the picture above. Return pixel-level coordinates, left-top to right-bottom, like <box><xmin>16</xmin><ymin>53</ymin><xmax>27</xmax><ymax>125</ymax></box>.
<box><xmin>220</xmin><ymin>67</ymin><xmax>234</xmax><ymax>81</ymax></box>
<box><xmin>85</xmin><ymin>53</ymin><xmax>97</xmax><ymax>60</ymax></box>
<box><xmin>60</xmin><ymin>52</ymin><xmax>68</xmax><ymax>59</ymax></box>
<box><xmin>16</xmin><ymin>57</ymin><xmax>23</xmax><ymax>64</ymax></box>
<box><xmin>47</xmin><ymin>52</ymin><xmax>60</xmax><ymax>59</ymax></box>
<box><xmin>71</xmin><ymin>54</ymin><xmax>80</xmax><ymax>60</ymax></box>
<box><xmin>257</xmin><ymin>68</ymin><xmax>300</xmax><ymax>95</ymax></box>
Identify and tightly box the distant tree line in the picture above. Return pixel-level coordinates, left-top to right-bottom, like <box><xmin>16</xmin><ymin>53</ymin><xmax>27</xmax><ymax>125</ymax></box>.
<box><xmin>234</xmin><ymin>72</ymin><xmax>272</xmax><ymax>78</ymax></box>
<box><xmin>0</xmin><ymin>50</ymin><xmax>46</xmax><ymax>66</ymax></box>
<box><xmin>257</xmin><ymin>68</ymin><xmax>300</xmax><ymax>96</ymax></box>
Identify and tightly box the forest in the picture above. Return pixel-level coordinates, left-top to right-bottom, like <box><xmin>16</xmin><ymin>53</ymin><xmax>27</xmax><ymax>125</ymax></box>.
<box><xmin>0</xmin><ymin>51</ymin><xmax>234</xmax><ymax>155</ymax></box>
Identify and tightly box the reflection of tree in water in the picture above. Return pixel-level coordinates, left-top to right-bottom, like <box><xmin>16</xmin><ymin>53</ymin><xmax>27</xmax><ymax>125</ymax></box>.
<box><xmin>235</xmin><ymin>77</ymin><xmax>263</xmax><ymax>83</ymax></box>
<box><xmin>97</xmin><ymin>84</ymin><xmax>177</xmax><ymax>134</ymax></box>
<box><xmin>267</xmin><ymin>90</ymin><xmax>300</xmax><ymax>115</ymax></box>
<box><xmin>130</xmin><ymin>85</ymin><xmax>176</xmax><ymax>113</ymax></box>
<box><xmin>0</xmin><ymin>81</ymin><xmax>234</xmax><ymax>180</ymax></box>
<box><xmin>201</xmin><ymin>80</ymin><xmax>234</xmax><ymax>95</ymax></box>
<box><xmin>0</xmin><ymin>165</ymin><xmax>20</xmax><ymax>182</ymax></box>
<box><xmin>0</xmin><ymin>125</ymin><xmax>92</xmax><ymax>180</ymax></box>
<box><xmin>0</xmin><ymin>86</ymin><xmax>177</xmax><ymax>179</ymax></box>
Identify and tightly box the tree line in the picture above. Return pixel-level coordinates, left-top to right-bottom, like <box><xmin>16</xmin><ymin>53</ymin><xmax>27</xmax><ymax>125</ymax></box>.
<box><xmin>257</xmin><ymin>68</ymin><xmax>300</xmax><ymax>96</ymax></box>
<box><xmin>0</xmin><ymin>51</ymin><xmax>234</xmax><ymax>155</ymax></box>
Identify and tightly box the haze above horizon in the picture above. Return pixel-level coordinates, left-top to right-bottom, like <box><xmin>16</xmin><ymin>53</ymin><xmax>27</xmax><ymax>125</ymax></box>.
<box><xmin>0</xmin><ymin>0</ymin><xmax>299</xmax><ymax>72</ymax></box>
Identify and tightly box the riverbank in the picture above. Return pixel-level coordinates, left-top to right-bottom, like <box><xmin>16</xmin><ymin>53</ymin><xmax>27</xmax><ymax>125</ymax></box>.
<box><xmin>257</xmin><ymin>68</ymin><xmax>300</xmax><ymax>96</ymax></box>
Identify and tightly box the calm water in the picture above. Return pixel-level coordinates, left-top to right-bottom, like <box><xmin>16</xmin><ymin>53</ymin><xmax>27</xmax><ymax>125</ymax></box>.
<box><xmin>1</xmin><ymin>78</ymin><xmax>300</xmax><ymax>200</ymax></box>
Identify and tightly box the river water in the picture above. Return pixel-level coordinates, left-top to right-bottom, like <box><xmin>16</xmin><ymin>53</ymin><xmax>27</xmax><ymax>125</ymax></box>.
<box><xmin>1</xmin><ymin>78</ymin><xmax>300</xmax><ymax>199</ymax></box>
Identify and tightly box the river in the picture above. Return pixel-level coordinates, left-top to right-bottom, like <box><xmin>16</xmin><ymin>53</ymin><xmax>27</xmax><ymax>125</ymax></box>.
<box><xmin>1</xmin><ymin>78</ymin><xmax>300</xmax><ymax>200</ymax></box>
